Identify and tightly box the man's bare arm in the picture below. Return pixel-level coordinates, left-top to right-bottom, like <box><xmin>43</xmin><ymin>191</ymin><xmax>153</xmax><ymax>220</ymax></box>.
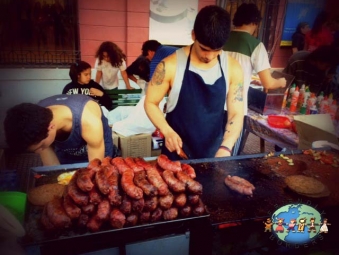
<box><xmin>82</xmin><ymin>101</ymin><xmax>105</xmax><ymax>161</ymax></box>
<box><xmin>258</xmin><ymin>69</ymin><xmax>286</xmax><ymax>90</ymax></box>
<box><xmin>215</xmin><ymin>56</ymin><xmax>244</xmax><ymax>157</ymax></box>
<box><xmin>39</xmin><ymin>147</ymin><xmax>60</xmax><ymax>166</ymax></box>
<box><xmin>144</xmin><ymin>55</ymin><xmax>182</xmax><ymax>154</ymax></box>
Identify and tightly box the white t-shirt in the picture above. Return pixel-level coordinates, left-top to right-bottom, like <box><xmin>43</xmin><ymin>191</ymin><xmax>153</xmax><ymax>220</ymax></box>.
<box><xmin>95</xmin><ymin>58</ymin><xmax>127</xmax><ymax>90</ymax></box>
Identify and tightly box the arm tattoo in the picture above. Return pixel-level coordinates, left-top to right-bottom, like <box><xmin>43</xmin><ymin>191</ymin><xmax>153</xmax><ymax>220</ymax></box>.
<box><xmin>151</xmin><ymin>61</ymin><xmax>165</xmax><ymax>86</ymax></box>
<box><xmin>233</xmin><ymin>82</ymin><xmax>244</xmax><ymax>102</ymax></box>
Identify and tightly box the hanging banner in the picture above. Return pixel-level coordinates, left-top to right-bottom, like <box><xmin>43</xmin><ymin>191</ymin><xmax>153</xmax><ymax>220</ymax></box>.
<box><xmin>280</xmin><ymin>0</ymin><xmax>325</xmax><ymax>46</ymax></box>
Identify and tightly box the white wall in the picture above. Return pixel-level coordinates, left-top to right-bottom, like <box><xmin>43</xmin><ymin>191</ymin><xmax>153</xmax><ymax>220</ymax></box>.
<box><xmin>0</xmin><ymin>68</ymin><xmax>139</xmax><ymax>148</ymax></box>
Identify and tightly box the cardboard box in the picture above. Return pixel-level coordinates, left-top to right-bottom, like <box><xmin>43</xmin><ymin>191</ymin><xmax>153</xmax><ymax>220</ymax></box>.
<box><xmin>112</xmin><ymin>132</ymin><xmax>152</xmax><ymax>157</ymax></box>
<box><xmin>151</xmin><ymin>149</ymin><xmax>161</xmax><ymax>157</ymax></box>
<box><xmin>248</xmin><ymin>71</ymin><xmax>294</xmax><ymax>115</ymax></box>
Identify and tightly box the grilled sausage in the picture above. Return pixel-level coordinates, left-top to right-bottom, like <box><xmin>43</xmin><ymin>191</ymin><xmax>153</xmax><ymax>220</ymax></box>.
<box><xmin>180</xmin><ymin>205</ymin><xmax>192</xmax><ymax>217</ymax></box>
<box><xmin>76</xmin><ymin>168</ymin><xmax>95</xmax><ymax>192</ymax></box>
<box><xmin>176</xmin><ymin>171</ymin><xmax>202</xmax><ymax>195</ymax></box>
<box><xmin>187</xmin><ymin>194</ymin><xmax>199</xmax><ymax>205</ymax></box>
<box><xmin>46</xmin><ymin>197</ymin><xmax>71</xmax><ymax>229</ymax></box>
<box><xmin>41</xmin><ymin>206</ymin><xmax>54</xmax><ymax>230</ymax></box>
<box><xmin>67</xmin><ymin>172</ymin><xmax>89</xmax><ymax>206</ymax></box>
<box><xmin>131</xmin><ymin>198</ymin><xmax>145</xmax><ymax>213</ymax></box>
<box><xmin>162</xmin><ymin>170</ymin><xmax>186</xmax><ymax>193</ymax></box>
<box><xmin>174</xmin><ymin>193</ymin><xmax>187</xmax><ymax>208</ymax></box>
<box><xmin>87</xmin><ymin>158</ymin><xmax>101</xmax><ymax>170</ymax></box>
<box><xmin>124</xmin><ymin>157</ymin><xmax>144</xmax><ymax>172</ymax></box>
<box><xmin>89</xmin><ymin>186</ymin><xmax>103</xmax><ymax>205</ymax></box>
<box><xmin>134</xmin><ymin>170</ymin><xmax>158</xmax><ymax>196</ymax></box>
<box><xmin>97</xmin><ymin>199</ymin><xmax>110</xmax><ymax>221</ymax></box>
<box><xmin>87</xmin><ymin>215</ymin><xmax>102</xmax><ymax>232</ymax></box>
<box><xmin>125</xmin><ymin>213</ymin><xmax>139</xmax><ymax>227</ymax></box>
<box><xmin>150</xmin><ymin>207</ymin><xmax>163</xmax><ymax>222</ymax></box>
<box><xmin>192</xmin><ymin>199</ymin><xmax>206</xmax><ymax>216</ymax></box>
<box><xmin>163</xmin><ymin>207</ymin><xmax>178</xmax><ymax>221</ymax></box>
<box><xmin>181</xmin><ymin>164</ymin><xmax>196</xmax><ymax>179</ymax></box>
<box><xmin>144</xmin><ymin>196</ymin><xmax>158</xmax><ymax>212</ymax></box>
<box><xmin>134</xmin><ymin>157</ymin><xmax>154</xmax><ymax>171</ymax></box>
<box><xmin>146</xmin><ymin>168</ymin><xmax>169</xmax><ymax>196</ymax></box>
<box><xmin>119</xmin><ymin>194</ymin><xmax>132</xmax><ymax>214</ymax></box>
<box><xmin>110</xmin><ymin>208</ymin><xmax>126</xmax><ymax>229</ymax></box>
<box><xmin>157</xmin><ymin>154</ymin><xmax>181</xmax><ymax>173</ymax></box>
<box><xmin>63</xmin><ymin>194</ymin><xmax>81</xmax><ymax>219</ymax></box>
<box><xmin>121</xmin><ymin>168</ymin><xmax>143</xmax><ymax>199</ymax></box>
<box><xmin>107</xmin><ymin>168</ymin><xmax>122</xmax><ymax>206</ymax></box>
<box><xmin>77</xmin><ymin>213</ymin><xmax>89</xmax><ymax>228</ymax></box>
<box><xmin>81</xmin><ymin>204</ymin><xmax>96</xmax><ymax>215</ymax></box>
<box><xmin>95</xmin><ymin>166</ymin><xmax>113</xmax><ymax>195</ymax></box>
<box><xmin>224</xmin><ymin>175</ymin><xmax>255</xmax><ymax>196</ymax></box>
<box><xmin>139</xmin><ymin>211</ymin><xmax>151</xmax><ymax>224</ymax></box>
<box><xmin>111</xmin><ymin>157</ymin><xmax>131</xmax><ymax>174</ymax></box>
<box><xmin>158</xmin><ymin>192</ymin><xmax>174</xmax><ymax>210</ymax></box>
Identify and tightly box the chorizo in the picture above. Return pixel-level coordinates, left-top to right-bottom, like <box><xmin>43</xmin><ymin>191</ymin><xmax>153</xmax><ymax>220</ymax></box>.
<box><xmin>176</xmin><ymin>171</ymin><xmax>203</xmax><ymax>195</ymax></box>
<box><xmin>111</xmin><ymin>157</ymin><xmax>131</xmax><ymax>174</ymax></box>
<box><xmin>77</xmin><ymin>213</ymin><xmax>89</xmax><ymax>228</ymax></box>
<box><xmin>63</xmin><ymin>194</ymin><xmax>81</xmax><ymax>219</ymax></box>
<box><xmin>192</xmin><ymin>199</ymin><xmax>206</xmax><ymax>216</ymax></box>
<box><xmin>67</xmin><ymin>172</ymin><xmax>89</xmax><ymax>206</ymax></box>
<box><xmin>76</xmin><ymin>168</ymin><xmax>96</xmax><ymax>192</ymax></box>
<box><xmin>89</xmin><ymin>186</ymin><xmax>103</xmax><ymax>205</ymax></box>
<box><xmin>158</xmin><ymin>192</ymin><xmax>174</xmax><ymax>210</ymax></box>
<box><xmin>163</xmin><ymin>207</ymin><xmax>178</xmax><ymax>221</ymax></box>
<box><xmin>46</xmin><ymin>197</ymin><xmax>71</xmax><ymax>229</ymax></box>
<box><xmin>139</xmin><ymin>211</ymin><xmax>151</xmax><ymax>224</ymax></box>
<box><xmin>162</xmin><ymin>170</ymin><xmax>186</xmax><ymax>193</ymax></box>
<box><xmin>144</xmin><ymin>196</ymin><xmax>158</xmax><ymax>212</ymax></box>
<box><xmin>110</xmin><ymin>208</ymin><xmax>126</xmax><ymax>229</ymax></box>
<box><xmin>97</xmin><ymin>199</ymin><xmax>111</xmax><ymax>221</ymax></box>
<box><xmin>87</xmin><ymin>215</ymin><xmax>102</xmax><ymax>232</ymax></box>
<box><xmin>125</xmin><ymin>213</ymin><xmax>139</xmax><ymax>227</ymax></box>
<box><xmin>180</xmin><ymin>205</ymin><xmax>192</xmax><ymax>217</ymax></box>
<box><xmin>87</xmin><ymin>158</ymin><xmax>101</xmax><ymax>170</ymax></box>
<box><xmin>224</xmin><ymin>175</ymin><xmax>255</xmax><ymax>196</ymax></box>
<box><xmin>187</xmin><ymin>194</ymin><xmax>199</xmax><ymax>205</ymax></box>
<box><xmin>174</xmin><ymin>193</ymin><xmax>187</xmax><ymax>208</ymax></box>
<box><xmin>107</xmin><ymin>168</ymin><xmax>122</xmax><ymax>206</ymax></box>
<box><xmin>131</xmin><ymin>198</ymin><xmax>145</xmax><ymax>213</ymax></box>
<box><xmin>124</xmin><ymin>157</ymin><xmax>144</xmax><ymax>172</ymax></box>
<box><xmin>121</xmin><ymin>168</ymin><xmax>143</xmax><ymax>199</ymax></box>
<box><xmin>146</xmin><ymin>168</ymin><xmax>169</xmax><ymax>196</ymax></box>
<box><xmin>157</xmin><ymin>154</ymin><xmax>182</xmax><ymax>173</ymax></box>
<box><xmin>150</xmin><ymin>207</ymin><xmax>163</xmax><ymax>222</ymax></box>
<box><xmin>81</xmin><ymin>204</ymin><xmax>96</xmax><ymax>215</ymax></box>
<box><xmin>181</xmin><ymin>164</ymin><xmax>196</xmax><ymax>179</ymax></box>
<box><xmin>134</xmin><ymin>170</ymin><xmax>158</xmax><ymax>196</ymax></box>
<box><xmin>119</xmin><ymin>194</ymin><xmax>132</xmax><ymax>214</ymax></box>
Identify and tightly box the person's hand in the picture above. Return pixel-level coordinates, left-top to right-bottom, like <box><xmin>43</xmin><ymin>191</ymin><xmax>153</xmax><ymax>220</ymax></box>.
<box><xmin>163</xmin><ymin>130</ymin><xmax>183</xmax><ymax>155</ymax></box>
<box><xmin>89</xmin><ymin>88</ymin><xmax>103</xmax><ymax>97</ymax></box>
<box><xmin>278</xmin><ymin>77</ymin><xmax>287</xmax><ymax>88</ymax></box>
<box><xmin>126</xmin><ymin>86</ymin><xmax>135</xmax><ymax>90</ymax></box>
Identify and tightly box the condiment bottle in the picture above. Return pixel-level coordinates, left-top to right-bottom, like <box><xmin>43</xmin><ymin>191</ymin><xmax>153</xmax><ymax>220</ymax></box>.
<box><xmin>316</xmin><ymin>91</ymin><xmax>324</xmax><ymax>109</ymax></box>
<box><xmin>300</xmin><ymin>86</ymin><xmax>310</xmax><ymax>114</ymax></box>
<box><xmin>306</xmin><ymin>93</ymin><xmax>317</xmax><ymax>114</ymax></box>
<box><xmin>282</xmin><ymin>87</ymin><xmax>289</xmax><ymax>109</ymax></box>
<box><xmin>297</xmin><ymin>84</ymin><xmax>305</xmax><ymax>111</ymax></box>
<box><xmin>320</xmin><ymin>96</ymin><xmax>329</xmax><ymax>114</ymax></box>
<box><xmin>289</xmin><ymin>86</ymin><xmax>299</xmax><ymax>113</ymax></box>
<box><xmin>286</xmin><ymin>83</ymin><xmax>296</xmax><ymax>108</ymax></box>
<box><xmin>310</xmin><ymin>104</ymin><xmax>318</xmax><ymax>114</ymax></box>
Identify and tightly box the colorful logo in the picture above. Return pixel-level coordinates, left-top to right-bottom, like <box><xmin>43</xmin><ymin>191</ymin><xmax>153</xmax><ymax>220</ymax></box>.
<box><xmin>269</xmin><ymin>203</ymin><xmax>330</xmax><ymax>245</ymax></box>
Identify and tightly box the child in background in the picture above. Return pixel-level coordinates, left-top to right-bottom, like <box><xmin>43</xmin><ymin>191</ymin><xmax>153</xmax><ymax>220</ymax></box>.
<box><xmin>63</xmin><ymin>60</ymin><xmax>113</xmax><ymax>111</ymax></box>
<box><xmin>95</xmin><ymin>41</ymin><xmax>133</xmax><ymax>90</ymax></box>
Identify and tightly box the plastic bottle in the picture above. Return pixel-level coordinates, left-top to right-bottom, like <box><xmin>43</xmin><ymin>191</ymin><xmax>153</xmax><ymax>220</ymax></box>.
<box><xmin>282</xmin><ymin>87</ymin><xmax>289</xmax><ymax>109</ymax></box>
<box><xmin>320</xmin><ymin>96</ymin><xmax>329</xmax><ymax>114</ymax></box>
<box><xmin>286</xmin><ymin>84</ymin><xmax>296</xmax><ymax>108</ymax></box>
<box><xmin>297</xmin><ymin>84</ymin><xmax>305</xmax><ymax>111</ymax></box>
<box><xmin>300</xmin><ymin>86</ymin><xmax>310</xmax><ymax>114</ymax></box>
<box><xmin>310</xmin><ymin>104</ymin><xmax>318</xmax><ymax>114</ymax></box>
<box><xmin>329</xmin><ymin>100</ymin><xmax>338</xmax><ymax>120</ymax></box>
<box><xmin>316</xmin><ymin>91</ymin><xmax>324</xmax><ymax>109</ymax></box>
<box><xmin>306</xmin><ymin>93</ymin><xmax>317</xmax><ymax>114</ymax></box>
<box><xmin>289</xmin><ymin>86</ymin><xmax>299</xmax><ymax>113</ymax></box>
<box><xmin>328</xmin><ymin>93</ymin><xmax>333</xmax><ymax>106</ymax></box>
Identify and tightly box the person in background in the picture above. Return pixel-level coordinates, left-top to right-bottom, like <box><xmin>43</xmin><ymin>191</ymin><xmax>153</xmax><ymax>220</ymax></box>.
<box><xmin>283</xmin><ymin>45</ymin><xmax>339</xmax><ymax>96</ymax></box>
<box><xmin>62</xmin><ymin>61</ymin><xmax>113</xmax><ymax>111</ymax></box>
<box><xmin>305</xmin><ymin>11</ymin><xmax>333</xmax><ymax>52</ymax></box>
<box><xmin>4</xmin><ymin>94</ymin><xmax>116</xmax><ymax>166</ymax></box>
<box><xmin>292</xmin><ymin>22</ymin><xmax>310</xmax><ymax>54</ymax></box>
<box><xmin>95</xmin><ymin>41</ymin><xmax>133</xmax><ymax>90</ymax></box>
<box><xmin>223</xmin><ymin>3</ymin><xmax>286</xmax><ymax>155</ymax></box>
<box><xmin>126</xmin><ymin>40</ymin><xmax>177</xmax><ymax>93</ymax></box>
<box><xmin>145</xmin><ymin>5</ymin><xmax>244</xmax><ymax>160</ymax></box>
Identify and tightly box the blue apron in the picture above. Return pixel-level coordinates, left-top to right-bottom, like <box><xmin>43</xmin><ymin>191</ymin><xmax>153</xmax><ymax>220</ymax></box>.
<box><xmin>163</xmin><ymin>47</ymin><xmax>226</xmax><ymax>160</ymax></box>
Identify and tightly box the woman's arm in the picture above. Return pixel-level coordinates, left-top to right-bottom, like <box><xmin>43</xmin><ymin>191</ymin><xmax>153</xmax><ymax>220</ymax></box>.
<box><xmin>121</xmin><ymin>70</ymin><xmax>133</xmax><ymax>90</ymax></box>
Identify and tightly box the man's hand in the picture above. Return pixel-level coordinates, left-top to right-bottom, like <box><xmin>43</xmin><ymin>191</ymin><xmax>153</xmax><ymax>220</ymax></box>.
<box><xmin>277</xmin><ymin>77</ymin><xmax>287</xmax><ymax>88</ymax></box>
<box><xmin>163</xmin><ymin>130</ymin><xmax>183</xmax><ymax>155</ymax></box>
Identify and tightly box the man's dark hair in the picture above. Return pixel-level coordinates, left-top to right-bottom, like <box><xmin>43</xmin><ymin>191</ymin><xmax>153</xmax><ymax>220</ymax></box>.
<box><xmin>69</xmin><ymin>60</ymin><xmax>91</xmax><ymax>82</ymax></box>
<box><xmin>4</xmin><ymin>103</ymin><xmax>53</xmax><ymax>152</ymax></box>
<box><xmin>193</xmin><ymin>5</ymin><xmax>231</xmax><ymax>49</ymax></box>
<box><xmin>233</xmin><ymin>3</ymin><xmax>262</xmax><ymax>27</ymax></box>
<box><xmin>142</xmin><ymin>40</ymin><xmax>161</xmax><ymax>56</ymax></box>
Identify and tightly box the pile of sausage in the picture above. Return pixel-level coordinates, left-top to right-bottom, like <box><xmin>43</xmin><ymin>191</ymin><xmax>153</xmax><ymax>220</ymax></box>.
<box><xmin>41</xmin><ymin>155</ymin><xmax>205</xmax><ymax>232</ymax></box>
